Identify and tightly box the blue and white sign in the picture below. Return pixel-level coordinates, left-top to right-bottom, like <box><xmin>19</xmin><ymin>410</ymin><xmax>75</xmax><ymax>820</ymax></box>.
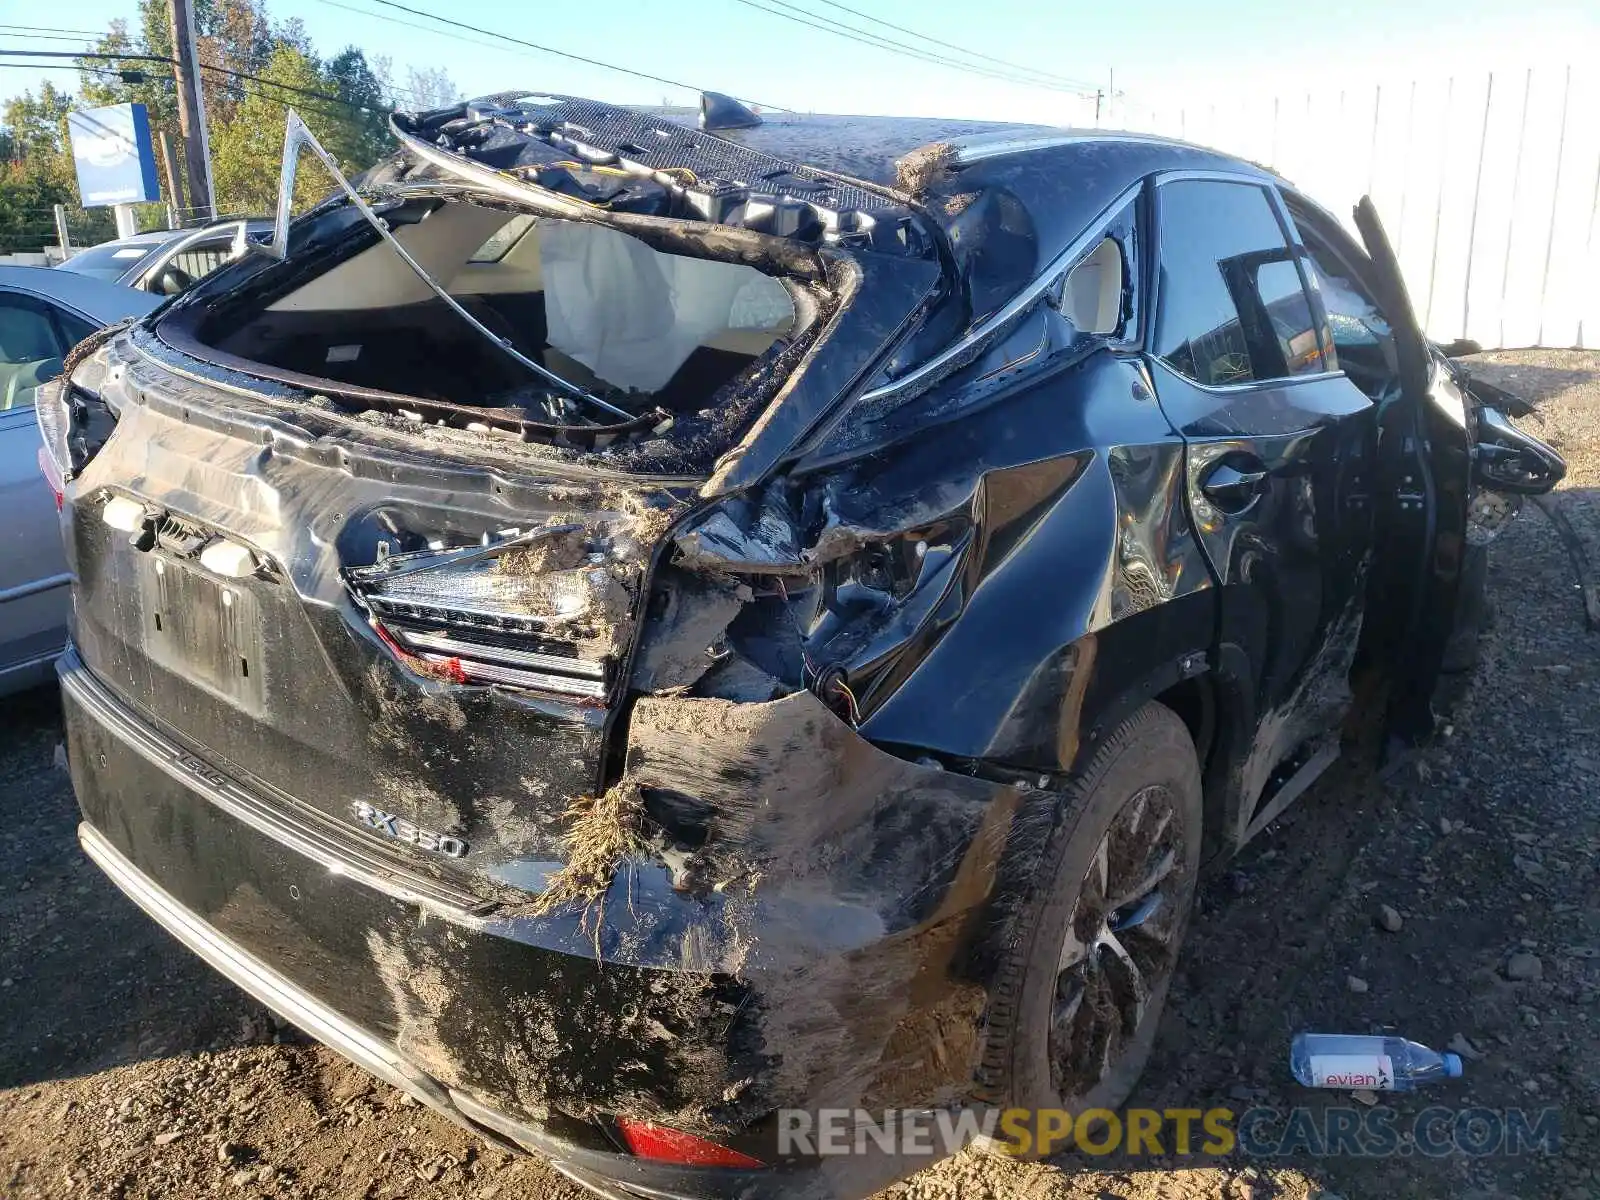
<box><xmin>67</xmin><ymin>103</ymin><xmax>161</xmax><ymax>207</ymax></box>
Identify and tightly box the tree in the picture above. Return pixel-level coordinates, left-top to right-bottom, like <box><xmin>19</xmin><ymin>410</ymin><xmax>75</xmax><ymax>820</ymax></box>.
<box><xmin>403</xmin><ymin>65</ymin><xmax>461</xmax><ymax>111</ymax></box>
<box><xmin>325</xmin><ymin>48</ymin><xmax>392</xmax><ymax>167</ymax></box>
<box><xmin>0</xmin><ymin>84</ymin><xmax>82</xmax><ymax>252</ymax></box>
<box><xmin>1</xmin><ymin>0</ymin><xmax>429</xmax><ymax>242</ymax></box>
<box><xmin>209</xmin><ymin>44</ymin><xmax>374</xmax><ymax>214</ymax></box>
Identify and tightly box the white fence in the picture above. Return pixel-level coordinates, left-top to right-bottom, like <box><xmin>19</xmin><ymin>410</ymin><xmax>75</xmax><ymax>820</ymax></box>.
<box><xmin>1116</xmin><ymin>67</ymin><xmax>1600</xmax><ymax>349</ymax></box>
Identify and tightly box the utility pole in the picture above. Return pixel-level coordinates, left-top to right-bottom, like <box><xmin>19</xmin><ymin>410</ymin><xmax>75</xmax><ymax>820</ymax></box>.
<box><xmin>157</xmin><ymin>129</ymin><xmax>185</xmax><ymax>229</ymax></box>
<box><xmin>53</xmin><ymin>204</ymin><xmax>71</xmax><ymax>260</ymax></box>
<box><xmin>168</xmin><ymin>0</ymin><xmax>214</xmax><ymax>222</ymax></box>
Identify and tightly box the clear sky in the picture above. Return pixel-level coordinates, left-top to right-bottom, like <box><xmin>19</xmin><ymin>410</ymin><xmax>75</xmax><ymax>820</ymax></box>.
<box><xmin>2</xmin><ymin>0</ymin><xmax>1596</xmax><ymax>124</ymax></box>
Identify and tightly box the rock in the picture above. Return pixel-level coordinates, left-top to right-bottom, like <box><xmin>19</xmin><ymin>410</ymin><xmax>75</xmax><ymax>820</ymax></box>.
<box><xmin>1439</xmin><ymin>817</ymin><xmax>1454</xmax><ymax>834</ymax></box>
<box><xmin>1347</xmin><ymin>975</ymin><xmax>1370</xmax><ymax>994</ymax></box>
<box><xmin>1350</xmin><ymin>1088</ymin><xmax>1379</xmax><ymax>1106</ymax></box>
<box><xmin>1448</xmin><ymin>1032</ymin><xmax>1485</xmax><ymax>1061</ymax></box>
<box><xmin>1505</xmin><ymin>952</ymin><xmax>1544</xmax><ymax>981</ymax></box>
<box><xmin>1375</xmin><ymin>904</ymin><xmax>1404</xmax><ymax>933</ymax></box>
<box><xmin>153</xmin><ymin>1131</ymin><xmax>182</xmax><ymax>1146</ymax></box>
<box><xmin>229</xmin><ymin>1168</ymin><xmax>255</xmax><ymax>1188</ymax></box>
<box><xmin>256</xmin><ymin>1165</ymin><xmax>276</xmax><ymax>1184</ymax></box>
<box><xmin>1515</xmin><ymin>855</ymin><xmax>1548</xmax><ymax>880</ymax></box>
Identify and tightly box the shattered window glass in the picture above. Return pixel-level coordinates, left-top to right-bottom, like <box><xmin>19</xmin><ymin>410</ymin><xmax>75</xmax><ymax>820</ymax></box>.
<box><xmin>1300</xmin><ymin>254</ymin><xmax>1388</xmax><ymax>363</ymax></box>
<box><xmin>1154</xmin><ymin>180</ymin><xmax>1324</xmax><ymax>386</ymax></box>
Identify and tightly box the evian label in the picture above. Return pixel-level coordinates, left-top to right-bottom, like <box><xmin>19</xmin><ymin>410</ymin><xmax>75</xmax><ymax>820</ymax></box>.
<box><xmin>1309</xmin><ymin>1053</ymin><xmax>1394</xmax><ymax>1090</ymax></box>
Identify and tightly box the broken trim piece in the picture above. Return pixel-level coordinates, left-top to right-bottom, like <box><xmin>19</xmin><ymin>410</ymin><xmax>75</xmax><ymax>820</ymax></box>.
<box><xmin>265</xmin><ymin>110</ymin><xmax>630</xmax><ymax>421</ymax></box>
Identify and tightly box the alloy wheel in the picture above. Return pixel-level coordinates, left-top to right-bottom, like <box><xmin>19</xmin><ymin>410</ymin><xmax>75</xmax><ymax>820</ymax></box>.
<box><xmin>1048</xmin><ymin>783</ymin><xmax>1190</xmax><ymax>1098</ymax></box>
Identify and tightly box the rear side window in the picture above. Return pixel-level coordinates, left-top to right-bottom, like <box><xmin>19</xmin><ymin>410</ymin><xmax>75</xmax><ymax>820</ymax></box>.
<box><xmin>1154</xmin><ymin>180</ymin><xmax>1326</xmax><ymax>386</ymax></box>
<box><xmin>0</xmin><ymin>291</ymin><xmax>73</xmax><ymax>410</ymax></box>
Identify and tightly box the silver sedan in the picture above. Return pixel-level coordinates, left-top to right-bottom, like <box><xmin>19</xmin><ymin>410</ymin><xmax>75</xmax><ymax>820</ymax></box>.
<box><xmin>0</xmin><ymin>266</ymin><xmax>160</xmax><ymax>696</ymax></box>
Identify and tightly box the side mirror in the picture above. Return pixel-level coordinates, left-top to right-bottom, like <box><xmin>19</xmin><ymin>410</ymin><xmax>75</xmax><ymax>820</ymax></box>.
<box><xmin>1473</xmin><ymin>406</ymin><xmax>1566</xmax><ymax>496</ymax></box>
<box><xmin>1060</xmin><ymin>238</ymin><xmax>1124</xmax><ymax>336</ymax></box>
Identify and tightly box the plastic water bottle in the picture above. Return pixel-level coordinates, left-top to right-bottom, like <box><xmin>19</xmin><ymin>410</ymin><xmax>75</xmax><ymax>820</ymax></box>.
<box><xmin>1290</xmin><ymin>1033</ymin><xmax>1463</xmax><ymax>1091</ymax></box>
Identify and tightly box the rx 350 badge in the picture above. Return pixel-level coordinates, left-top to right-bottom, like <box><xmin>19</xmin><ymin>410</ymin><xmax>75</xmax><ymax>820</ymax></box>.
<box><xmin>350</xmin><ymin>801</ymin><xmax>468</xmax><ymax>858</ymax></box>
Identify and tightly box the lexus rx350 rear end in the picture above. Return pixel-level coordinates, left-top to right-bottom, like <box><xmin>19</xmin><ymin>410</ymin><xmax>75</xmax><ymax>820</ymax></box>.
<box><xmin>47</xmin><ymin>93</ymin><xmax>1562</xmax><ymax>1200</ymax></box>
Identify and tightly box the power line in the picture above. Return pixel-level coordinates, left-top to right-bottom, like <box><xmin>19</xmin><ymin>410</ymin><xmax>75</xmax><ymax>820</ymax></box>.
<box><xmin>0</xmin><ymin>48</ymin><xmax>388</xmax><ymax>116</ymax></box>
<box><xmin>343</xmin><ymin>0</ymin><xmax>794</xmax><ymax>111</ymax></box>
<box><xmin>803</xmin><ymin>0</ymin><xmax>1099</xmax><ymax>91</ymax></box>
<box><xmin>0</xmin><ymin>31</ymin><xmax>101</xmax><ymax>44</ymax></box>
<box><xmin>0</xmin><ymin>61</ymin><xmax>352</xmax><ymax>129</ymax></box>
<box><xmin>313</xmin><ymin>0</ymin><xmax>507</xmax><ymax>60</ymax></box>
<box><xmin>727</xmin><ymin>0</ymin><xmax>1094</xmax><ymax>96</ymax></box>
<box><xmin>0</xmin><ymin>63</ymin><xmax>143</xmax><ymax>84</ymax></box>
<box><xmin>0</xmin><ymin>23</ymin><xmax>105</xmax><ymax>37</ymax></box>
<box><xmin>0</xmin><ymin>48</ymin><xmax>171</xmax><ymax>66</ymax></box>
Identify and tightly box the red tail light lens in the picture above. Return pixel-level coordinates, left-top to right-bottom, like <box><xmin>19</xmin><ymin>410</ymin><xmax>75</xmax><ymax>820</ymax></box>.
<box><xmin>614</xmin><ymin>1117</ymin><xmax>765</xmax><ymax>1168</ymax></box>
<box><xmin>37</xmin><ymin>445</ymin><xmax>65</xmax><ymax>511</ymax></box>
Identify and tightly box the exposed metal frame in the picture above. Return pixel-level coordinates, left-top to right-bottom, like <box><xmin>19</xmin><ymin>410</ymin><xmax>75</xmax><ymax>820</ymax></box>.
<box><xmin>264</xmin><ymin>111</ymin><xmax>630</xmax><ymax>420</ymax></box>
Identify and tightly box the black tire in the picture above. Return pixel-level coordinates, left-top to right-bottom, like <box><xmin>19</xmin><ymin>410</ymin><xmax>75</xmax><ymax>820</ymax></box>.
<box><xmin>978</xmin><ymin>701</ymin><xmax>1203</xmax><ymax>1132</ymax></box>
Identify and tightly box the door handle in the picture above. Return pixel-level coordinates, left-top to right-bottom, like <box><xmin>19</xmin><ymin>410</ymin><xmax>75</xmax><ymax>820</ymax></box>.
<box><xmin>1200</xmin><ymin>463</ymin><xmax>1268</xmax><ymax>508</ymax></box>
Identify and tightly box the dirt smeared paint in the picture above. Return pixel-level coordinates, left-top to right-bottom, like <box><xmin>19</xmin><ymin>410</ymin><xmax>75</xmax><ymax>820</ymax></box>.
<box><xmin>495</xmin><ymin>524</ymin><xmax>589</xmax><ymax>575</ymax></box>
<box><xmin>896</xmin><ymin>142</ymin><xmax>957</xmax><ymax>196</ymax></box>
<box><xmin>465</xmin><ymin>687</ymin><xmax>1042</xmax><ymax>1129</ymax></box>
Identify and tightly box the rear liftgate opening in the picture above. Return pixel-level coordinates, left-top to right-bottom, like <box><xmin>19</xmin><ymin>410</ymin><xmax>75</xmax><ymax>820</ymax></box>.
<box><xmin>168</xmin><ymin>111</ymin><xmax>822</xmax><ymax>461</ymax></box>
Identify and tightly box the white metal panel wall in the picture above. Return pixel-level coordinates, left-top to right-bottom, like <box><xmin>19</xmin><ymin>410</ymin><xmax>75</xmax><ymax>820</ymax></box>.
<box><xmin>1119</xmin><ymin>67</ymin><xmax>1599</xmax><ymax>349</ymax></box>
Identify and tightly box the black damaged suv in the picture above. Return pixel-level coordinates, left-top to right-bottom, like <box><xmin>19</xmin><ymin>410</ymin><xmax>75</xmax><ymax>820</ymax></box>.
<box><xmin>41</xmin><ymin>95</ymin><xmax>1564</xmax><ymax>1198</ymax></box>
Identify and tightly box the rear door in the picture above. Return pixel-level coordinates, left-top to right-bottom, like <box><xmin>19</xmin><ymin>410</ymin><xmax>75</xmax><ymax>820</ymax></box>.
<box><xmin>1144</xmin><ymin>175</ymin><xmax>1378</xmax><ymax>837</ymax></box>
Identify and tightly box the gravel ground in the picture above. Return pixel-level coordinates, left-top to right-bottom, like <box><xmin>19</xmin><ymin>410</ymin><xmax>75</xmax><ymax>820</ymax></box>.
<box><xmin>2</xmin><ymin>349</ymin><xmax>1597</xmax><ymax>1200</ymax></box>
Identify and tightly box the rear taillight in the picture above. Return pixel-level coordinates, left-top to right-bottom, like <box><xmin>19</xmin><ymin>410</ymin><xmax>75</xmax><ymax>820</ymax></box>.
<box><xmin>36</xmin><ymin>379</ymin><xmax>71</xmax><ymax>509</ymax></box>
<box><xmin>346</xmin><ymin>526</ymin><xmax>622</xmax><ymax>702</ymax></box>
<box><xmin>614</xmin><ymin>1117</ymin><xmax>765</xmax><ymax>1168</ymax></box>
<box><xmin>37</xmin><ymin>445</ymin><xmax>64</xmax><ymax>511</ymax></box>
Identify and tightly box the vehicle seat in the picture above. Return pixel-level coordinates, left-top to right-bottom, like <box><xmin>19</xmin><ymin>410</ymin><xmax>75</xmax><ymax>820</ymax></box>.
<box><xmin>0</xmin><ymin>357</ymin><xmax>62</xmax><ymax>410</ymax></box>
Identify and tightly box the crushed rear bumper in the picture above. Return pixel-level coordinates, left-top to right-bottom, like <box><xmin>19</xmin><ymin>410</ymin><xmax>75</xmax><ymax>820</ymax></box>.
<box><xmin>61</xmin><ymin>648</ymin><xmax>987</xmax><ymax>1199</ymax></box>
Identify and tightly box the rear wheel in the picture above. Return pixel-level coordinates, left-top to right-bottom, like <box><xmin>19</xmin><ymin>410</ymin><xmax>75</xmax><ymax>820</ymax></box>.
<box><xmin>979</xmin><ymin>702</ymin><xmax>1202</xmax><ymax>1130</ymax></box>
